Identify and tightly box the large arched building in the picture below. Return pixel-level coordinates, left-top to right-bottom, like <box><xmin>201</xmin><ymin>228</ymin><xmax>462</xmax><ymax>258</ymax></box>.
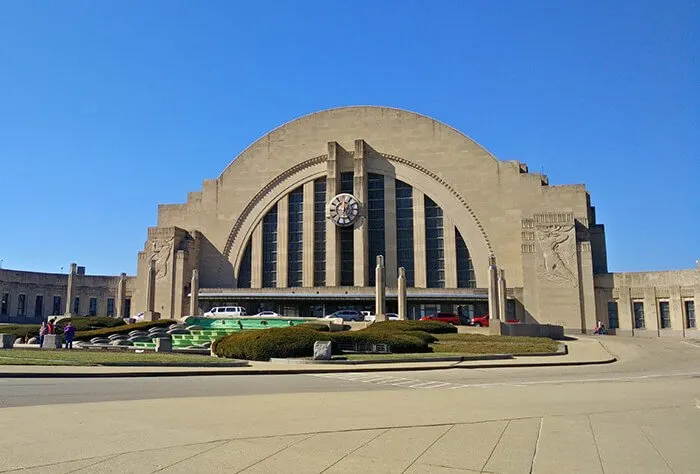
<box><xmin>1</xmin><ymin>107</ymin><xmax>698</xmax><ymax>336</ymax></box>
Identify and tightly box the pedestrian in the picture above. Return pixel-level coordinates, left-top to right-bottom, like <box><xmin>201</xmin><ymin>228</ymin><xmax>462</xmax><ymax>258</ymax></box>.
<box><xmin>39</xmin><ymin>321</ymin><xmax>47</xmax><ymax>348</ymax></box>
<box><xmin>63</xmin><ymin>322</ymin><xmax>76</xmax><ymax>349</ymax></box>
<box><xmin>47</xmin><ymin>320</ymin><xmax>54</xmax><ymax>335</ymax></box>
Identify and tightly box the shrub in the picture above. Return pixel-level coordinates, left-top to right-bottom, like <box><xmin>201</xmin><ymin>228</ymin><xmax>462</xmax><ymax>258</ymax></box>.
<box><xmin>75</xmin><ymin>320</ymin><xmax>176</xmax><ymax>341</ymax></box>
<box><xmin>0</xmin><ymin>324</ymin><xmax>40</xmax><ymax>339</ymax></box>
<box><xmin>329</xmin><ymin>331</ymin><xmax>429</xmax><ymax>353</ymax></box>
<box><xmin>365</xmin><ymin>320</ymin><xmax>457</xmax><ymax>334</ymax></box>
<box><xmin>214</xmin><ymin>326</ymin><xmax>330</xmax><ymax>360</ymax></box>
<box><xmin>300</xmin><ymin>323</ymin><xmax>331</xmax><ymax>332</ymax></box>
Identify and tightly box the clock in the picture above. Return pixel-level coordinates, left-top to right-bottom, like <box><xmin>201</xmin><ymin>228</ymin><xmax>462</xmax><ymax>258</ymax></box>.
<box><xmin>328</xmin><ymin>193</ymin><xmax>360</xmax><ymax>227</ymax></box>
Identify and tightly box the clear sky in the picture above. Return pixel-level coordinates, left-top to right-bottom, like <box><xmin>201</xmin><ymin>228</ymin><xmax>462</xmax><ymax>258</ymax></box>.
<box><xmin>0</xmin><ymin>1</ymin><xmax>697</xmax><ymax>276</ymax></box>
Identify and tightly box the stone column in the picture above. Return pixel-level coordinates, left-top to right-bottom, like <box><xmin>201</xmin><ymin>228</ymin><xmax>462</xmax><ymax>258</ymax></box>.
<box><xmin>115</xmin><ymin>272</ymin><xmax>127</xmax><ymax>319</ymax></box>
<box><xmin>302</xmin><ymin>181</ymin><xmax>315</xmax><ymax>287</ymax></box>
<box><xmin>384</xmin><ymin>175</ymin><xmax>398</xmax><ymax>287</ymax></box>
<box><xmin>353</xmin><ymin>139</ymin><xmax>368</xmax><ymax>286</ymax></box>
<box><xmin>276</xmin><ymin>195</ymin><xmax>289</xmax><ymax>288</ymax></box>
<box><xmin>487</xmin><ymin>257</ymin><xmax>502</xmax><ymax>335</ymax></box>
<box><xmin>251</xmin><ymin>223</ymin><xmax>263</xmax><ymax>288</ymax></box>
<box><xmin>412</xmin><ymin>189</ymin><xmax>427</xmax><ymax>288</ymax></box>
<box><xmin>325</xmin><ymin>142</ymin><xmax>340</xmax><ymax>286</ymax></box>
<box><xmin>397</xmin><ymin>267</ymin><xmax>407</xmax><ymax>320</ymax></box>
<box><xmin>497</xmin><ymin>269</ymin><xmax>507</xmax><ymax>322</ymax></box>
<box><xmin>189</xmin><ymin>269</ymin><xmax>199</xmax><ymax>316</ymax></box>
<box><xmin>64</xmin><ymin>263</ymin><xmax>77</xmax><ymax>316</ymax></box>
<box><xmin>375</xmin><ymin>255</ymin><xmax>386</xmax><ymax>321</ymax></box>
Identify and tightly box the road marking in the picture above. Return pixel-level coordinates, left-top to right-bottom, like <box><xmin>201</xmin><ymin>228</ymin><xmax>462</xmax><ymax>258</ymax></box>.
<box><xmin>681</xmin><ymin>341</ymin><xmax>700</xmax><ymax>348</ymax></box>
<box><xmin>695</xmin><ymin>400</ymin><xmax>700</xmax><ymax>410</ymax></box>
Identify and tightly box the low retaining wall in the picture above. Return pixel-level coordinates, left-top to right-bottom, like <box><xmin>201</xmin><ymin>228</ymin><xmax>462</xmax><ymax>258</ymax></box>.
<box><xmin>500</xmin><ymin>323</ymin><xmax>565</xmax><ymax>340</ymax></box>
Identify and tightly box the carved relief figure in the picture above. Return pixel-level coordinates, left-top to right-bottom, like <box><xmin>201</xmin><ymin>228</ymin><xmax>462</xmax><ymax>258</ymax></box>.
<box><xmin>536</xmin><ymin>224</ymin><xmax>577</xmax><ymax>286</ymax></box>
<box><xmin>151</xmin><ymin>237</ymin><xmax>174</xmax><ymax>280</ymax></box>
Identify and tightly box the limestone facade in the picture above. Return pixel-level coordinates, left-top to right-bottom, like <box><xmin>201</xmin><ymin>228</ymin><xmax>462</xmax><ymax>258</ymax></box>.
<box><xmin>0</xmin><ymin>106</ymin><xmax>696</xmax><ymax>336</ymax></box>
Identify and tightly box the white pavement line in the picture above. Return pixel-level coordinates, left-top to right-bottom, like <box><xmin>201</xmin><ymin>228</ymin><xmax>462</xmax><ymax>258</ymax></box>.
<box><xmin>416</xmin><ymin>382</ymin><xmax>452</xmax><ymax>389</ymax></box>
<box><xmin>695</xmin><ymin>399</ymin><xmax>700</xmax><ymax>410</ymax></box>
<box><xmin>359</xmin><ymin>376</ymin><xmax>396</xmax><ymax>383</ymax></box>
<box><xmin>409</xmin><ymin>382</ymin><xmax>447</xmax><ymax>388</ymax></box>
<box><xmin>681</xmin><ymin>341</ymin><xmax>700</xmax><ymax>348</ymax></box>
<box><xmin>391</xmin><ymin>379</ymin><xmax>422</xmax><ymax>387</ymax></box>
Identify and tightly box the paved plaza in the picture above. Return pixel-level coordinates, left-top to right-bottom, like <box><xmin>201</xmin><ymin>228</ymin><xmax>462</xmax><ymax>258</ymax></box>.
<box><xmin>0</xmin><ymin>337</ymin><xmax>698</xmax><ymax>473</ymax></box>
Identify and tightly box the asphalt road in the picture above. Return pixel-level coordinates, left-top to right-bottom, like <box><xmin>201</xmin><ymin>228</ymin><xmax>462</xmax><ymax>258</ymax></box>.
<box><xmin>1</xmin><ymin>337</ymin><xmax>698</xmax><ymax>408</ymax></box>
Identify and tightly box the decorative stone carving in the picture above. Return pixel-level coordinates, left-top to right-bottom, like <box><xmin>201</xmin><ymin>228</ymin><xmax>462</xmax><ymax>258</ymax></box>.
<box><xmin>151</xmin><ymin>237</ymin><xmax>174</xmax><ymax>280</ymax></box>
<box><xmin>536</xmin><ymin>224</ymin><xmax>577</xmax><ymax>287</ymax></box>
<box><xmin>313</xmin><ymin>341</ymin><xmax>332</xmax><ymax>360</ymax></box>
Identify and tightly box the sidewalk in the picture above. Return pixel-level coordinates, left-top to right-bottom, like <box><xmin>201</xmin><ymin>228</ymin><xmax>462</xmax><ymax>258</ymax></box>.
<box><xmin>0</xmin><ymin>338</ymin><xmax>615</xmax><ymax>378</ymax></box>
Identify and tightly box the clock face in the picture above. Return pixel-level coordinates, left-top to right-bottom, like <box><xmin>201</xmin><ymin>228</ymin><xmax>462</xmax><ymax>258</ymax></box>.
<box><xmin>329</xmin><ymin>193</ymin><xmax>360</xmax><ymax>227</ymax></box>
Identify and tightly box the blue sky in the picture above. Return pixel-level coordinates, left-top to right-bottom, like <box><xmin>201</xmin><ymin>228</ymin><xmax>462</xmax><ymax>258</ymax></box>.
<box><xmin>0</xmin><ymin>1</ymin><xmax>697</xmax><ymax>275</ymax></box>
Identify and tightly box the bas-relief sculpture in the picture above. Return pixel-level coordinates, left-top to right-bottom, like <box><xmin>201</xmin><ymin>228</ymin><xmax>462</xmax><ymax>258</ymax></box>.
<box><xmin>536</xmin><ymin>224</ymin><xmax>577</xmax><ymax>287</ymax></box>
<box><xmin>151</xmin><ymin>237</ymin><xmax>174</xmax><ymax>280</ymax></box>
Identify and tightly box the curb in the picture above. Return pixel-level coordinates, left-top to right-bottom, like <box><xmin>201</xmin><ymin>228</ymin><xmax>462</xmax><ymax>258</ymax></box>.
<box><xmin>270</xmin><ymin>354</ymin><xmax>513</xmax><ymax>365</ymax></box>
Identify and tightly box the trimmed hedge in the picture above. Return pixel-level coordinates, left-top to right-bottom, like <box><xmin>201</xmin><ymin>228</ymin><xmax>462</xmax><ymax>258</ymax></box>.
<box><xmin>364</xmin><ymin>320</ymin><xmax>458</xmax><ymax>334</ymax></box>
<box><xmin>213</xmin><ymin>324</ymin><xmax>432</xmax><ymax>361</ymax></box>
<box><xmin>55</xmin><ymin>317</ymin><xmax>125</xmax><ymax>333</ymax></box>
<box><xmin>75</xmin><ymin>320</ymin><xmax>176</xmax><ymax>341</ymax></box>
<box><xmin>300</xmin><ymin>323</ymin><xmax>331</xmax><ymax>332</ymax></box>
<box><xmin>0</xmin><ymin>324</ymin><xmax>40</xmax><ymax>340</ymax></box>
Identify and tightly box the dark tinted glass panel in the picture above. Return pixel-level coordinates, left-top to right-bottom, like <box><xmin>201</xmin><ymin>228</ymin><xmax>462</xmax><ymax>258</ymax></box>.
<box><xmin>686</xmin><ymin>301</ymin><xmax>696</xmax><ymax>328</ymax></box>
<box><xmin>313</xmin><ymin>179</ymin><xmax>327</xmax><ymax>286</ymax></box>
<box><xmin>73</xmin><ymin>297</ymin><xmax>80</xmax><ymax>314</ymax></box>
<box><xmin>107</xmin><ymin>298</ymin><xmax>115</xmax><ymax>317</ymax></box>
<box><xmin>34</xmin><ymin>295</ymin><xmax>43</xmax><ymax>318</ymax></box>
<box><xmin>367</xmin><ymin>173</ymin><xmax>385</xmax><ymax>286</ymax></box>
<box><xmin>89</xmin><ymin>297</ymin><xmax>98</xmax><ymax>316</ymax></box>
<box><xmin>1</xmin><ymin>293</ymin><xmax>8</xmax><ymax>315</ymax></box>
<box><xmin>340</xmin><ymin>227</ymin><xmax>354</xmax><ymax>286</ymax></box>
<box><xmin>237</xmin><ymin>241</ymin><xmax>252</xmax><ymax>288</ymax></box>
<box><xmin>425</xmin><ymin>196</ymin><xmax>445</xmax><ymax>288</ymax></box>
<box><xmin>340</xmin><ymin>172</ymin><xmax>354</xmax><ymax>194</ymax></box>
<box><xmin>659</xmin><ymin>301</ymin><xmax>671</xmax><ymax>328</ymax></box>
<box><xmin>633</xmin><ymin>302</ymin><xmax>645</xmax><ymax>328</ymax></box>
<box><xmin>262</xmin><ymin>205</ymin><xmax>278</xmax><ymax>288</ymax></box>
<box><xmin>456</xmin><ymin>229</ymin><xmax>476</xmax><ymax>288</ymax></box>
<box><xmin>52</xmin><ymin>296</ymin><xmax>61</xmax><ymax>315</ymax></box>
<box><xmin>287</xmin><ymin>187</ymin><xmax>304</xmax><ymax>287</ymax></box>
<box><xmin>17</xmin><ymin>294</ymin><xmax>26</xmax><ymax>316</ymax></box>
<box><xmin>607</xmin><ymin>301</ymin><xmax>619</xmax><ymax>329</ymax></box>
<box><xmin>395</xmin><ymin>180</ymin><xmax>414</xmax><ymax>286</ymax></box>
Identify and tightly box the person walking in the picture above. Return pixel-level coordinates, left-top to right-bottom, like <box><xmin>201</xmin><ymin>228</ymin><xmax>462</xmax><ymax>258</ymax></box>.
<box><xmin>63</xmin><ymin>322</ymin><xmax>76</xmax><ymax>349</ymax></box>
<box><xmin>39</xmin><ymin>322</ymin><xmax>47</xmax><ymax>348</ymax></box>
<box><xmin>47</xmin><ymin>320</ymin><xmax>54</xmax><ymax>335</ymax></box>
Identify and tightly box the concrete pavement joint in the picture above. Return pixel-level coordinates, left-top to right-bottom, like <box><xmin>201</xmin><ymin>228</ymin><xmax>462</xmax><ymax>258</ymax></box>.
<box><xmin>151</xmin><ymin>439</ymin><xmax>229</xmax><ymax>473</ymax></box>
<box><xmin>232</xmin><ymin>433</ymin><xmax>316</xmax><ymax>474</ymax></box>
<box><xmin>632</xmin><ymin>411</ymin><xmax>676</xmax><ymax>474</ymax></box>
<box><xmin>319</xmin><ymin>429</ymin><xmax>389</xmax><ymax>473</ymax></box>
<box><xmin>400</xmin><ymin>424</ymin><xmax>455</xmax><ymax>474</ymax></box>
<box><xmin>586</xmin><ymin>414</ymin><xmax>605</xmax><ymax>474</ymax></box>
<box><xmin>529</xmin><ymin>418</ymin><xmax>543</xmax><ymax>474</ymax></box>
<box><xmin>481</xmin><ymin>419</ymin><xmax>510</xmax><ymax>473</ymax></box>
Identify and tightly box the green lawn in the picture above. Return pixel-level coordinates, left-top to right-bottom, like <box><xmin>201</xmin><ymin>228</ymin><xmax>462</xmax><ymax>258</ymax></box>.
<box><xmin>345</xmin><ymin>333</ymin><xmax>559</xmax><ymax>360</ymax></box>
<box><xmin>0</xmin><ymin>349</ymin><xmax>239</xmax><ymax>366</ymax></box>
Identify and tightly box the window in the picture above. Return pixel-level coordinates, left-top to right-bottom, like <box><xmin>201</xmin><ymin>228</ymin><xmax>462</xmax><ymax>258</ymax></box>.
<box><xmin>395</xmin><ymin>180</ymin><xmax>414</xmax><ymax>286</ymax></box>
<box><xmin>313</xmin><ymin>178</ymin><xmax>327</xmax><ymax>286</ymax></box>
<box><xmin>124</xmin><ymin>298</ymin><xmax>131</xmax><ymax>318</ymax></box>
<box><xmin>633</xmin><ymin>301</ymin><xmax>645</xmax><ymax>329</ymax></box>
<box><xmin>607</xmin><ymin>301</ymin><xmax>619</xmax><ymax>329</ymax></box>
<box><xmin>340</xmin><ymin>172</ymin><xmax>354</xmax><ymax>194</ymax></box>
<box><xmin>17</xmin><ymin>294</ymin><xmax>26</xmax><ymax>316</ymax></box>
<box><xmin>73</xmin><ymin>297</ymin><xmax>80</xmax><ymax>315</ymax></box>
<box><xmin>340</xmin><ymin>226</ymin><xmax>354</xmax><ymax>286</ymax></box>
<box><xmin>262</xmin><ymin>205</ymin><xmax>278</xmax><ymax>288</ymax></box>
<box><xmin>1</xmin><ymin>293</ymin><xmax>8</xmax><ymax>315</ymax></box>
<box><xmin>425</xmin><ymin>196</ymin><xmax>445</xmax><ymax>288</ymax></box>
<box><xmin>456</xmin><ymin>229</ymin><xmax>476</xmax><ymax>288</ymax></box>
<box><xmin>367</xmin><ymin>173</ymin><xmax>385</xmax><ymax>286</ymax></box>
<box><xmin>506</xmin><ymin>299</ymin><xmax>516</xmax><ymax>321</ymax></box>
<box><xmin>107</xmin><ymin>298</ymin><xmax>115</xmax><ymax>317</ymax></box>
<box><xmin>659</xmin><ymin>301</ymin><xmax>671</xmax><ymax>329</ymax></box>
<box><xmin>34</xmin><ymin>295</ymin><xmax>43</xmax><ymax>318</ymax></box>
<box><xmin>237</xmin><ymin>242</ymin><xmax>252</xmax><ymax>289</ymax></box>
<box><xmin>287</xmin><ymin>187</ymin><xmax>304</xmax><ymax>287</ymax></box>
<box><xmin>685</xmin><ymin>301</ymin><xmax>696</xmax><ymax>328</ymax></box>
<box><xmin>52</xmin><ymin>296</ymin><xmax>61</xmax><ymax>315</ymax></box>
<box><xmin>89</xmin><ymin>297</ymin><xmax>98</xmax><ymax>316</ymax></box>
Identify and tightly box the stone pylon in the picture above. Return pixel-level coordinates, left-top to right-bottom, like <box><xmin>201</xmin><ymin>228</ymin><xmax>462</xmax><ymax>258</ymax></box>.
<box><xmin>143</xmin><ymin>260</ymin><xmax>160</xmax><ymax>321</ymax></box>
<box><xmin>487</xmin><ymin>256</ymin><xmax>502</xmax><ymax>335</ymax></box>
<box><xmin>497</xmin><ymin>269</ymin><xmax>507</xmax><ymax>323</ymax></box>
<box><xmin>189</xmin><ymin>269</ymin><xmax>200</xmax><ymax>317</ymax></box>
<box><xmin>397</xmin><ymin>266</ymin><xmax>407</xmax><ymax>320</ymax></box>
<box><xmin>115</xmin><ymin>272</ymin><xmax>127</xmax><ymax>319</ymax></box>
<box><xmin>375</xmin><ymin>255</ymin><xmax>386</xmax><ymax>321</ymax></box>
<box><xmin>64</xmin><ymin>263</ymin><xmax>77</xmax><ymax>316</ymax></box>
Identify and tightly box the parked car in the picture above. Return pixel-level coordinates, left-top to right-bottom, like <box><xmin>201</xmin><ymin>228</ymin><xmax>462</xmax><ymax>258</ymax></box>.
<box><xmin>471</xmin><ymin>315</ymin><xmax>521</xmax><ymax>327</ymax></box>
<box><xmin>254</xmin><ymin>311</ymin><xmax>280</xmax><ymax>317</ymax></box>
<box><xmin>364</xmin><ymin>313</ymin><xmax>399</xmax><ymax>322</ymax></box>
<box><xmin>323</xmin><ymin>310</ymin><xmax>363</xmax><ymax>322</ymax></box>
<box><xmin>204</xmin><ymin>306</ymin><xmax>247</xmax><ymax>318</ymax></box>
<box><xmin>420</xmin><ymin>312</ymin><xmax>460</xmax><ymax>325</ymax></box>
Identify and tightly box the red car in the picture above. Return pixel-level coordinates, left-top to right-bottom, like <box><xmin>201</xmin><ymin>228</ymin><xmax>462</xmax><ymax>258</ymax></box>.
<box><xmin>420</xmin><ymin>312</ymin><xmax>460</xmax><ymax>325</ymax></box>
<box><xmin>471</xmin><ymin>315</ymin><xmax>520</xmax><ymax>327</ymax></box>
